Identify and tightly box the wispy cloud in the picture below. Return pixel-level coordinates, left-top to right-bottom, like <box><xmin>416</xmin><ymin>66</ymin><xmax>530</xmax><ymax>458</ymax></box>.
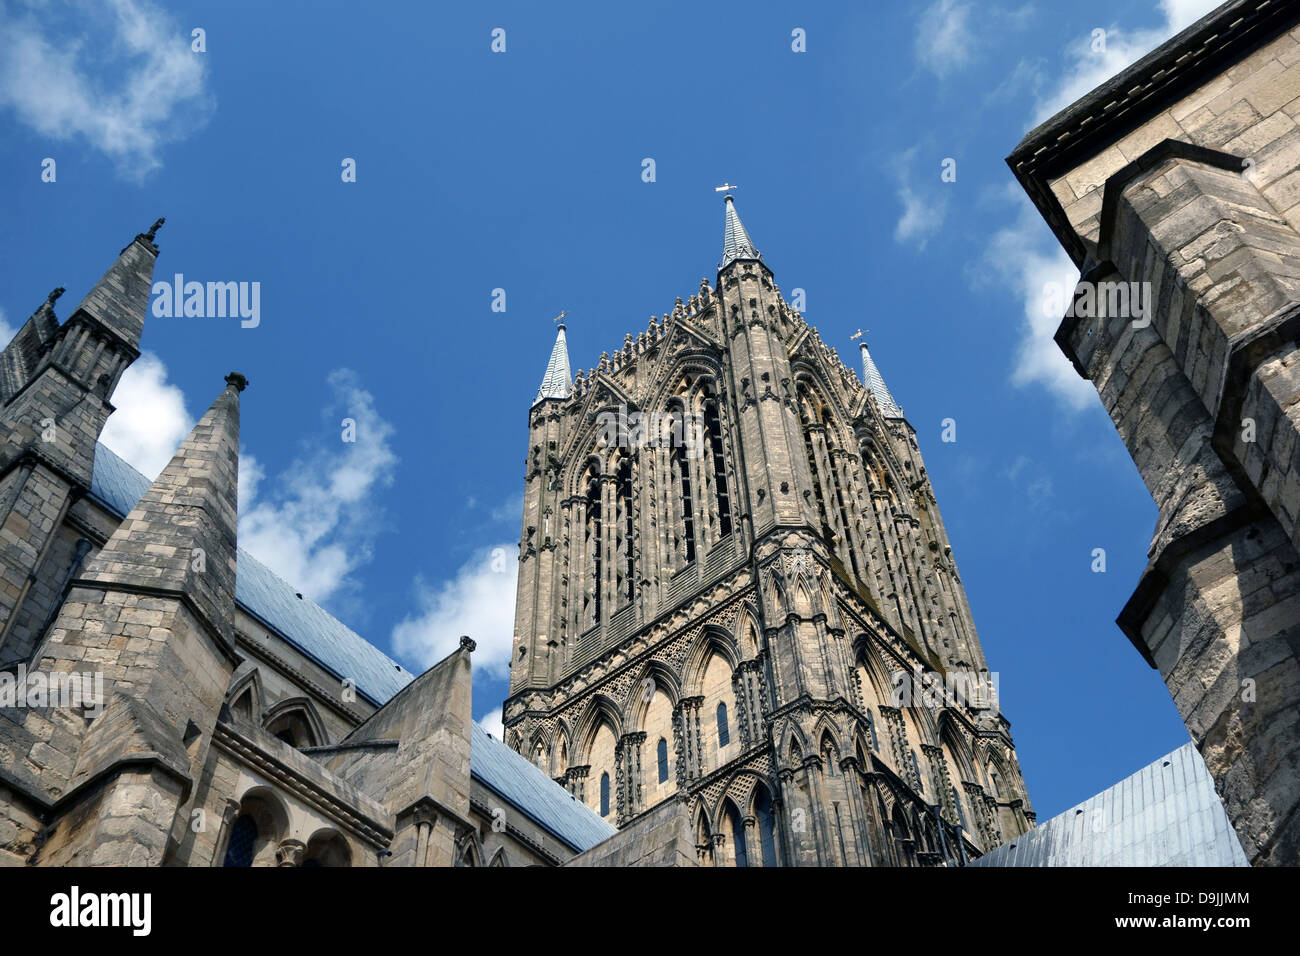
<box><xmin>987</xmin><ymin>0</ymin><xmax>1219</xmax><ymax>411</ymax></box>
<box><xmin>1031</xmin><ymin>0</ymin><xmax>1219</xmax><ymax>123</ymax></box>
<box><xmin>915</xmin><ymin>0</ymin><xmax>975</xmax><ymax>78</ymax></box>
<box><xmin>392</xmin><ymin>542</ymin><xmax>518</xmax><ymax>681</ymax></box>
<box><xmin>893</xmin><ymin>147</ymin><xmax>948</xmax><ymax>249</ymax></box>
<box><xmin>100</xmin><ymin>351</ymin><xmax>194</xmax><ymax>478</ymax></box>
<box><xmin>0</xmin><ymin>0</ymin><xmax>212</xmax><ymax>178</ymax></box>
<box><xmin>477</xmin><ymin>706</ymin><xmax>504</xmax><ymax>741</ymax></box>
<box><xmin>238</xmin><ymin>369</ymin><xmax>397</xmax><ymax>605</ymax></box>
<box><xmin>982</xmin><ymin>192</ymin><xmax>1094</xmax><ymax>410</ymax></box>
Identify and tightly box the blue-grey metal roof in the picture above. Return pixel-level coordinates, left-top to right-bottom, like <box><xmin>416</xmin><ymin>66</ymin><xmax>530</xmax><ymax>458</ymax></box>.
<box><xmin>971</xmin><ymin>741</ymin><xmax>1247</xmax><ymax>867</ymax></box>
<box><xmin>90</xmin><ymin>442</ymin><xmax>415</xmax><ymax>706</ymax></box>
<box><xmin>470</xmin><ymin>722</ymin><xmax>616</xmax><ymax>853</ymax></box>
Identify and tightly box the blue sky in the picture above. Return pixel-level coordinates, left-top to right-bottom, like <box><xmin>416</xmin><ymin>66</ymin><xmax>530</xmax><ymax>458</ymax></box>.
<box><xmin>0</xmin><ymin>0</ymin><xmax>1222</xmax><ymax>821</ymax></box>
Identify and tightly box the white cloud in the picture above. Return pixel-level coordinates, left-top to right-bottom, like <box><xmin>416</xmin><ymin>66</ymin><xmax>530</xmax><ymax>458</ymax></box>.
<box><xmin>987</xmin><ymin>0</ymin><xmax>1220</xmax><ymax>411</ymax></box>
<box><xmin>238</xmin><ymin>452</ymin><xmax>265</xmax><ymax>517</ymax></box>
<box><xmin>1032</xmin><ymin>0</ymin><xmax>1220</xmax><ymax>123</ymax></box>
<box><xmin>1160</xmin><ymin>0</ymin><xmax>1220</xmax><ymax>33</ymax></box>
<box><xmin>0</xmin><ymin>309</ymin><xmax>13</xmax><ymax>343</ymax></box>
<box><xmin>916</xmin><ymin>0</ymin><xmax>975</xmax><ymax>77</ymax></box>
<box><xmin>392</xmin><ymin>543</ymin><xmax>518</xmax><ymax>681</ymax></box>
<box><xmin>893</xmin><ymin>147</ymin><xmax>948</xmax><ymax>249</ymax></box>
<box><xmin>100</xmin><ymin>351</ymin><xmax>194</xmax><ymax>478</ymax></box>
<box><xmin>0</xmin><ymin>0</ymin><xmax>212</xmax><ymax>178</ymax></box>
<box><xmin>477</xmin><ymin>706</ymin><xmax>504</xmax><ymax>741</ymax></box>
<box><xmin>238</xmin><ymin>369</ymin><xmax>397</xmax><ymax>604</ymax></box>
<box><xmin>983</xmin><ymin>195</ymin><xmax>1096</xmax><ymax>411</ymax></box>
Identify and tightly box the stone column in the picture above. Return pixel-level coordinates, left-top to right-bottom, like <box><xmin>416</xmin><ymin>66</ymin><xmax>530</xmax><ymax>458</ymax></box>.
<box><xmin>672</xmin><ymin>697</ymin><xmax>704</xmax><ymax>784</ymax></box>
<box><xmin>616</xmin><ymin>731</ymin><xmax>645</xmax><ymax>824</ymax></box>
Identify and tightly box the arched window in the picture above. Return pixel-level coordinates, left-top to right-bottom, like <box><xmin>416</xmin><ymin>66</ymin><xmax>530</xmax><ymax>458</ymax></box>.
<box><xmin>724</xmin><ymin>800</ymin><xmax>748</xmax><ymax>867</ymax></box>
<box><xmin>617</xmin><ymin>455</ymin><xmax>634</xmax><ymax>604</ymax></box>
<box><xmin>657</xmin><ymin>737</ymin><xmax>669</xmax><ymax>784</ymax></box>
<box><xmin>716</xmin><ymin>702</ymin><xmax>730</xmax><ymax>748</ymax></box>
<box><xmin>668</xmin><ymin>401</ymin><xmax>696</xmax><ymax>564</ymax></box>
<box><xmin>702</xmin><ymin>390</ymin><xmax>732</xmax><ymax>538</ymax></box>
<box><xmin>222</xmin><ymin>815</ymin><xmax>257</xmax><ymax>868</ymax></box>
<box><xmin>599</xmin><ymin>772</ymin><xmax>611</xmax><ymax>817</ymax></box>
<box><xmin>583</xmin><ymin>465</ymin><xmax>602</xmax><ymax>628</ymax></box>
<box><xmin>822</xmin><ymin>408</ymin><xmax>862</xmax><ymax>581</ymax></box>
<box><xmin>798</xmin><ymin>386</ymin><xmax>833</xmax><ymax>541</ymax></box>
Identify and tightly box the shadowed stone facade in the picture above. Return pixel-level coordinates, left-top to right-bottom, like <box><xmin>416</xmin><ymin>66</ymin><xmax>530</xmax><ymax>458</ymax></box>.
<box><xmin>505</xmin><ymin>195</ymin><xmax>1035</xmax><ymax>866</ymax></box>
<box><xmin>1009</xmin><ymin>0</ymin><xmax>1300</xmax><ymax>866</ymax></box>
<box><xmin>0</xmin><ymin>226</ymin><xmax>615</xmax><ymax>867</ymax></box>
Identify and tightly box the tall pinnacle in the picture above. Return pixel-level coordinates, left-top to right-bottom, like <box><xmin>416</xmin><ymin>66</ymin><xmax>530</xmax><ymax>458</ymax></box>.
<box><xmin>533</xmin><ymin>323</ymin><xmax>572</xmax><ymax>405</ymax></box>
<box><xmin>721</xmin><ymin>195</ymin><xmax>762</xmax><ymax>267</ymax></box>
<box><xmin>860</xmin><ymin>341</ymin><xmax>904</xmax><ymax>419</ymax></box>
<box><xmin>79</xmin><ymin>374</ymin><xmax>243</xmax><ymax>646</ymax></box>
<box><xmin>69</xmin><ymin>218</ymin><xmax>165</xmax><ymax>350</ymax></box>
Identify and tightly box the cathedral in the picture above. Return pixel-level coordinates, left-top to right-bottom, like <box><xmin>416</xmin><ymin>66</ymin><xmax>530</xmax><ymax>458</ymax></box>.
<box><xmin>504</xmin><ymin>195</ymin><xmax>1034</xmax><ymax>866</ymax></box>
<box><xmin>0</xmin><ymin>196</ymin><xmax>1033</xmax><ymax>867</ymax></box>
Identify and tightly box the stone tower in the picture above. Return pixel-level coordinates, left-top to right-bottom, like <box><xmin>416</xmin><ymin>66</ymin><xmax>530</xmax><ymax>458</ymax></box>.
<box><xmin>1008</xmin><ymin>0</ymin><xmax>1300</xmax><ymax>866</ymax></box>
<box><xmin>504</xmin><ymin>196</ymin><xmax>1033</xmax><ymax>866</ymax></box>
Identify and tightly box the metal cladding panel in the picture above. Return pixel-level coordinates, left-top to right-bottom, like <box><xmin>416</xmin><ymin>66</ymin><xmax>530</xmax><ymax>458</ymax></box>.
<box><xmin>470</xmin><ymin>723</ymin><xmax>617</xmax><ymax>853</ymax></box>
<box><xmin>970</xmin><ymin>742</ymin><xmax>1248</xmax><ymax>867</ymax></box>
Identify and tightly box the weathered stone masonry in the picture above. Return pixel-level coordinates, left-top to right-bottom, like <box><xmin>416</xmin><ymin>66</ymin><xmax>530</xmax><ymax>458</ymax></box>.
<box><xmin>1008</xmin><ymin>0</ymin><xmax>1300</xmax><ymax>865</ymax></box>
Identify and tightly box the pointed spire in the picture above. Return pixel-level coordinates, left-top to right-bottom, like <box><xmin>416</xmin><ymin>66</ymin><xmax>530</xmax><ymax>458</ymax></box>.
<box><xmin>69</xmin><ymin>218</ymin><xmax>164</xmax><ymax>350</ymax></box>
<box><xmin>80</xmin><ymin>373</ymin><xmax>243</xmax><ymax>646</ymax></box>
<box><xmin>533</xmin><ymin>323</ymin><xmax>572</xmax><ymax>405</ymax></box>
<box><xmin>721</xmin><ymin>195</ymin><xmax>762</xmax><ymax>267</ymax></box>
<box><xmin>860</xmin><ymin>341</ymin><xmax>904</xmax><ymax>419</ymax></box>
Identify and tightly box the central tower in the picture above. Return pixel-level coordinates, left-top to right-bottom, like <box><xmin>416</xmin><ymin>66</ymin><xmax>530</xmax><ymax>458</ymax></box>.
<box><xmin>503</xmin><ymin>196</ymin><xmax>1033</xmax><ymax>865</ymax></box>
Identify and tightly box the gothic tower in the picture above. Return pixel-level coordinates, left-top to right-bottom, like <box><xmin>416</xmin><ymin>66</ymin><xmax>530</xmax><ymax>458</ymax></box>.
<box><xmin>504</xmin><ymin>196</ymin><xmax>1034</xmax><ymax>865</ymax></box>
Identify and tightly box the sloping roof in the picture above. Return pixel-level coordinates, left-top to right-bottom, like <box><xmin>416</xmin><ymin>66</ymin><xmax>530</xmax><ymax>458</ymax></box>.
<box><xmin>533</xmin><ymin>324</ymin><xmax>572</xmax><ymax>405</ymax></box>
<box><xmin>91</xmin><ymin>442</ymin><xmax>415</xmax><ymax>706</ymax></box>
<box><xmin>970</xmin><ymin>742</ymin><xmax>1247</xmax><ymax>867</ymax></box>
<box><xmin>1006</xmin><ymin>0</ymin><xmax>1296</xmax><ymax>266</ymax></box>
<box><xmin>470</xmin><ymin>722</ymin><xmax>617</xmax><ymax>853</ymax></box>
<box><xmin>721</xmin><ymin>195</ymin><xmax>762</xmax><ymax>267</ymax></box>
<box><xmin>90</xmin><ymin>441</ymin><xmax>614</xmax><ymax>855</ymax></box>
<box><xmin>860</xmin><ymin>343</ymin><xmax>904</xmax><ymax>419</ymax></box>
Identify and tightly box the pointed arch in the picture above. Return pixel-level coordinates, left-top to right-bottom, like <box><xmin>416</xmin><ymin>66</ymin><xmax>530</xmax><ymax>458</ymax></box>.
<box><xmin>938</xmin><ymin>711</ymin><xmax>979</xmax><ymax>786</ymax></box>
<box><xmin>455</xmin><ymin>831</ymin><xmax>484</xmax><ymax>867</ymax></box>
<box><xmin>720</xmin><ymin>797</ymin><xmax>749</xmax><ymax>867</ymax></box>
<box><xmin>776</xmin><ymin>719</ymin><xmax>809</xmax><ymax>771</ymax></box>
<box><xmin>224</xmin><ymin>664</ymin><xmax>264</xmax><ymax>723</ymax></box>
<box><xmin>810</xmin><ymin>713</ymin><xmax>847</xmax><ymax>760</ymax></box>
<box><xmin>819</xmin><ymin>730</ymin><xmax>841</xmax><ymax>777</ymax></box>
<box><xmin>681</xmin><ymin>624</ymin><xmax>741</xmax><ymax>696</ymax></box>
<box><xmin>735</xmin><ymin>603</ymin><xmax>762</xmax><ymax>659</ymax></box>
<box><xmin>487</xmin><ymin>846</ymin><xmax>509</xmax><ymax>868</ymax></box>
<box><xmin>792</xmin><ymin>574</ymin><xmax>818</xmax><ymax>618</ymax></box>
<box><xmin>263</xmin><ymin>696</ymin><xmax>329</xmax><ymax>748</ymax></box>
<box><xmin>623</xmin><ymin>658</ymin><xmax>683</xmax><ymax>729</ymax></box>
<box><xmin>552</xmin><ymin>722</ymin><xmax>571</xmax><ymax>777</ymax></box>
<box><xmin>852</xmin><ymin>634</ymin><xmax>894</xmax><ymax>704</ymax></box>
<box><xmin>572</xmin><ymin>693</ymin><xmax>625</xmax><ymax>762</ymax></box>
